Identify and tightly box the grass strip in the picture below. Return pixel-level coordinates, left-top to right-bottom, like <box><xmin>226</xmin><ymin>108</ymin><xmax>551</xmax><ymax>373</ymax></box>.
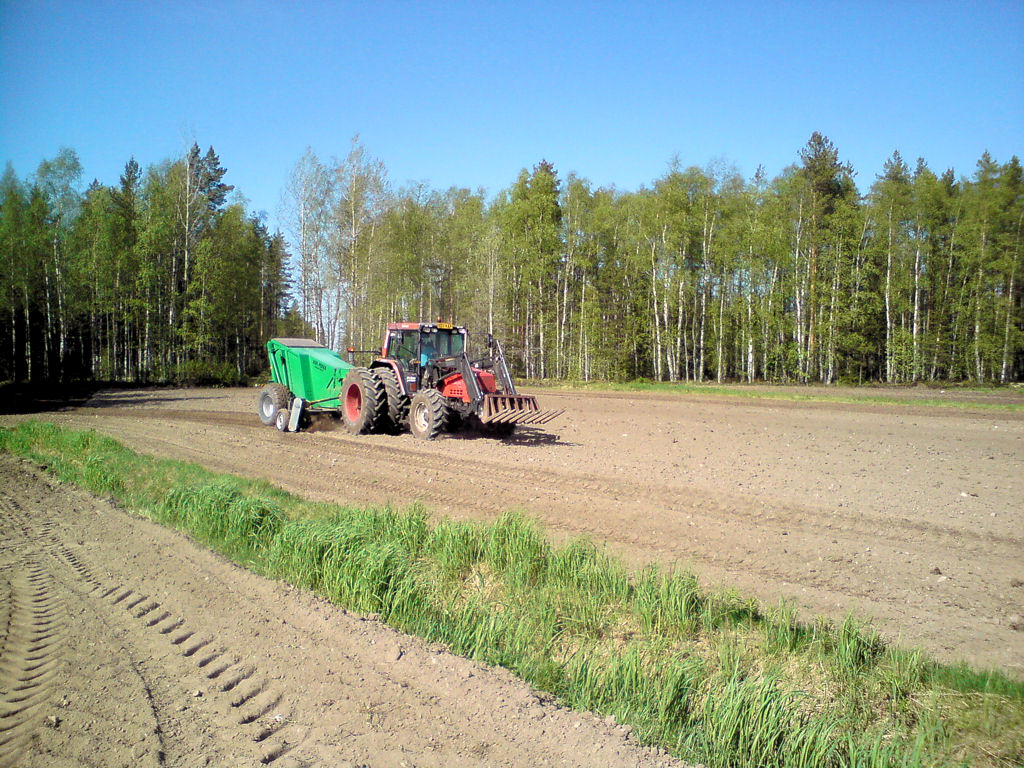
<box><xmin>2</xmin><ymin>420</ymin><xmax>1022</xmax><ymax>767</ymax></box>
<box><xmin>536</xmin><ymin>380</ymin><xmax>1024</xmax><ymax>412</ymax></box>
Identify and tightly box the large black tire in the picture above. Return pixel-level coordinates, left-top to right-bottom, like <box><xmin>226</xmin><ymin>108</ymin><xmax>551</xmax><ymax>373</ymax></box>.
<box><xmin>375</xmin><ymin>366</ymin><xmax>410</xmax><ymax>433</ymax></box>
<box><xmin>409</xmin><ymin>389</ymin><xmax>450</xmax><ymax>441</ymax></box>
<box><xmin>258</xmin><ymin>383</ymin><xmax>290</xmax><ymax>426</ymax></box>
<box><xmin>340</xmin><ymin>367</ymin><xmax>387</xmax><ymax>434</ymax></box>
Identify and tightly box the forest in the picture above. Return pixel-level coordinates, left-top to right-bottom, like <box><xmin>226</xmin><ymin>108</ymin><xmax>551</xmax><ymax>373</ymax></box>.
<box><xmin>2</xmin><ymin>133</ymin><xmax>1022</xmax><ymax>386</ymax></box>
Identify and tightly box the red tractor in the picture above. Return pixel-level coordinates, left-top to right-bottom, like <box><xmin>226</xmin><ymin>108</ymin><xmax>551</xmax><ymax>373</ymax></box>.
<box><xmin>341</xmin><ymin>322</ymin><xmax>561</xmax><ymax>440</ymax></box>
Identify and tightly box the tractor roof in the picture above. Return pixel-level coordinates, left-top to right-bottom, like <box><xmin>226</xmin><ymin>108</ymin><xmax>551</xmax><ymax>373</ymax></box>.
<box><xmin>386</xmin><ymin>322</ymin><xmax>465</xmax><ymax>333</ymax></box>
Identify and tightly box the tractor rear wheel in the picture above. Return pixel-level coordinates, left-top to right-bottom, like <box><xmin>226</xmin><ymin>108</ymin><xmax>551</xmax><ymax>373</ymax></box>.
<box><xmin>409</xmin><ymin>390</ymin><xmax>450</xmax><ymax>440</ymax></box>
<box><xmin>258</xmin><ymin>383</ymin><xmax>290</xmax><ymax>426</ymax></box>
<box><xmin>341</xmin><ymin>367</ymin><xmax>387</xmax><ymax>434</ymax></box>
<box><xmin>375</xmin><ymin>367</ymin><xmax>409</xmax><ymax>433</ymax></box>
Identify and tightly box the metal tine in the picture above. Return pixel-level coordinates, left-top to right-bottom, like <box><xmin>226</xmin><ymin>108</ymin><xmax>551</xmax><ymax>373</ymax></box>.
<box><xmin>481</xmin><ymin>404</ymin><xmax>563</xmax><ymax>425</ymax></box>
<box><xmin>525</xmin><ymin>409</ymin><xmax>562</xmax><ymax>425</ymax></box>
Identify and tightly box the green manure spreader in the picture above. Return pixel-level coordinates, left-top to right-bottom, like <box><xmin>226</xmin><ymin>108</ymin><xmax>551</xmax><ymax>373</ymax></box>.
<box><xmin>258</xmin><ymin>325</ymin><xmax>562</xmax><ymax>440</ymax></box>
<box><xmin>258</xmin><ymin>338</ymin><xmax>355</xmax><ymax>431</ymax></box>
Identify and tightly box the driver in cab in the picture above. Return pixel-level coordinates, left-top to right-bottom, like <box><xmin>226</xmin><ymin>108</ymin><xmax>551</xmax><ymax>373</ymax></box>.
<box><xmin>420</xmin><ymin>337</ymin><xmax>435</xmax><ymax>367</ymax></box>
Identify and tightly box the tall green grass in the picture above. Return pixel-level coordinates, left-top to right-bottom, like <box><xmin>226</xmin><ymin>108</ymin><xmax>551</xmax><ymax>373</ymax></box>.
<box><xmin>2</xmin><ymin>420</ymin><xmax>1022</xmax><ymax>767</ymax></box>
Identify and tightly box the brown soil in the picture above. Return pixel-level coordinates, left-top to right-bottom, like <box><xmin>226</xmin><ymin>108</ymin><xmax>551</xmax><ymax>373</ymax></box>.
<box><xmin>2</xmin><ymin>384</ymin><xmax>1022</xmax><ymax>763</ymax></box>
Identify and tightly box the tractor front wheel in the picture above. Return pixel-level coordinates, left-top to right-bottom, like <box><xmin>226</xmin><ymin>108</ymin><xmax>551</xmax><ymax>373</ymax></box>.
<box><xmin>341</xmin><ymin>368</ymin><xmax>387</xmax><ymax>434</ymax></box>
<box><xmin>409</xmin><ymin>390</ymin><xmax>450</xmax><ymax>440</ymax></box>
<box><xmin>258</xmin><ymin>383</ymin><xmax>290</xmax><ymax>426</ymax></box>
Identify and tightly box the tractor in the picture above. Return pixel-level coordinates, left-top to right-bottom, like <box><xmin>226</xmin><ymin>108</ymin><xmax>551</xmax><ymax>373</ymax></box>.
<box><xmin>257</xmin><ymin>323</ymin><xmax>561</xmax><ymax>440</ymax></box>
<box><xmin>343</xmin><ymin>322</ymin><xmax>561</xmax><ymax>439</ymax></box>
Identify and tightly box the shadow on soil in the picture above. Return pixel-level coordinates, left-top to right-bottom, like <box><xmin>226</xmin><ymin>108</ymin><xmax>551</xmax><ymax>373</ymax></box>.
<box><xmin>447</xmin><ymin>425</ymin><xmax>574</xmax><ymax>446</ymax></box>
<box><xmin>80</xmin><ymin>391</ymin><xmax>222</xmax><ymax>409</ymax></box>
<box><xmin>0</xmin><ymin>382</ymin><xmax>98</xmax><ymax>415</ymax></box>
<box><xmin>0</xmin><ymin>382</ymin><xmax>223</xmax><ymax>415</ymax></box>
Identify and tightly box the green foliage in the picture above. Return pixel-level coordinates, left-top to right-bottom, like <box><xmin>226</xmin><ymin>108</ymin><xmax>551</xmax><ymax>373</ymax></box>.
<box><xmin>0</xmin><ymin>147</ymin><xmax>289</xmax><ymax>385</ymax></box>
<box><xmin>156</xmin><ymin>480</ymin><xmax>284</xmax><ymax>561</ymax></box>
<box><xmin>5</xmin><ymin>420</ymin><xmax>1024</xmax><ymax>768</ymax></box>
<box><xmin>164</xmin><ymin>358</ymin><xmax>248</xmax><ymax>386</ymax></box>
<box><xmin>310</xmin><ymin>139</ymin><xmax>1022</xmax><ymax>385</ymax></box>
<box><xmin>3</xmin><ymin>137</ymin><xmax>1022</xmax><ymax>387</ymax></box>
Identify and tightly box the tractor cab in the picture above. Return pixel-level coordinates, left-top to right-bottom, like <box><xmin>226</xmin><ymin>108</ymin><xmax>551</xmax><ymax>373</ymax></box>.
<box><xmin>383</xmin><ymin>322</ymin><xmax>467</xmax><ymax>391</ymax></box>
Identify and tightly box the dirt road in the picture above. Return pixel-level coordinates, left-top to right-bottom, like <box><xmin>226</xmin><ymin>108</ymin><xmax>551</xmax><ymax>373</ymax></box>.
<box><xmin>3</xmin><ymin>384</ymin><xmax>1023</xmax><ymax>687</ymax></box>
<box><xmin>0</xmin><ymin>455</ymin><xmax>685</xmax><ymax>767</ymax></box>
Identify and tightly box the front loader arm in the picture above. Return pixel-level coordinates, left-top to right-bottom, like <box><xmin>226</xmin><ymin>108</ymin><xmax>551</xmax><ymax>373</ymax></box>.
<box><xmin>455</xmin><ymin>352</ymin><xmax>484</xmax><ymax>404</ymax></box>
<box><xmin>487</xmin><ymin>334</ymin><xmax>517</xmax><ymax>395</ymax></box>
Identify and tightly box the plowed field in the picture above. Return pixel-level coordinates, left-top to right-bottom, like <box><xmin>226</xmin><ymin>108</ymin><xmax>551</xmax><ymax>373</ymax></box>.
<box><xmin>2</xmin><ymin>384</ymin><xmax>1023</xmax><ymax>763</ymax></box>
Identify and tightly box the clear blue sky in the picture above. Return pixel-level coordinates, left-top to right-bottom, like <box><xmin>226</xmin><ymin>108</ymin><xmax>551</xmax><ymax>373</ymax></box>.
<box><xmin>1</xmin><ymin>0</ymin><xmax>1022</xmax><ymax>229</ymax></box>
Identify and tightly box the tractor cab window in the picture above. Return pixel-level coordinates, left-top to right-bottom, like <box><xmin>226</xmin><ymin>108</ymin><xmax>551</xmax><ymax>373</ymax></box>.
<box><xmin>418</xmin><ymin>329</ymin><xmax>465</xmax><ymax>366</ymax></box>
<box><xmin>389</xmin><ymin>327</ymin><xmax>466</xmax><ymax>368</ymax></box>
<box><xmin>390</xmin><ymin>331</ymin><xmax>420</xmax><ymax>369</ymax></box>
<box><xmin>434</xmin><ymin>330</ymin><xmax>465</xmax><ymax>357</ymax></box>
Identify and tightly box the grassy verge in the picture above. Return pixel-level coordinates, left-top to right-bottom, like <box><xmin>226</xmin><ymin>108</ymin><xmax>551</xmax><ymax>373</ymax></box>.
<box><xmin>2</xmin><ymin>420</ymin><xmax>1022</xmax><ymax>767</ymax></box>
<box><xmin>532</xmin><ymin>379</ymin><xmax>1024</xmax><ymax>412</ymax></box>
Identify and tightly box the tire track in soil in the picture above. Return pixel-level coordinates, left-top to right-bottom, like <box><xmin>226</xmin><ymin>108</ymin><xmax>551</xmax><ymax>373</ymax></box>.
<box><xmin>95</xmin><ymin>583</ymin><xmax>300</xmax><ymax>766</ymax></box>
<box><xmin>0</xmin><ymin>492</ymin><xmax>170</xmax><ymax>768</ymax></box>
<box><xmin>0</xmin><ymin>561</ymin><xmax>66</xmax><ymax>768</ymax></box>
<box><xmin>0</xmin><ymin>486</ymin><xmax>301</xmax><ymax>768</ymax></box>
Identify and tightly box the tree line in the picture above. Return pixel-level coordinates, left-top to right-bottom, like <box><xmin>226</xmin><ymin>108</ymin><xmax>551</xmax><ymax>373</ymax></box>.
<box><xmin>0</xmin><ymin>144</ymin><xmax>302</xmax><ymax>385</ymax></box>
<box><xmin>2</xmin><ymin>133</ymin><xmax>1021</xmax><ymax>386</ymax></box>
<box><xmin>285</xmin><ymin>133</ymin><xmax>1022</xmax><ymax>384</ymax></box>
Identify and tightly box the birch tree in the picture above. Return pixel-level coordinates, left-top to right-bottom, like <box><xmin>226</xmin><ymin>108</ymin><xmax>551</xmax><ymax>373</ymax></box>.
<box><xmin>333</xmin><ymin>136</ymin><xmax>389</xmax><ymax>350</ymax></box>
<box><xmin>281</xmin><ymin>148</ymin><xmax>334</xmax><ymax>345</ymax></box>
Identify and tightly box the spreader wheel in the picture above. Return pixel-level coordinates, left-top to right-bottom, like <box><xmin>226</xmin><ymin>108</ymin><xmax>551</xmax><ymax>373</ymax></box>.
<box><xmin>258</xmin><ymin>383</ymin><xmax>290</xmax><ymax>426</ymax></box>
<box><xmin>409</xmin><ymin>390</ymin><xmax>450</xmax><ymax>441</ymax></box>
<box><xmin>340</xmin><ymin>367</ymin><xmax>387</xmax><ymax>434</ymax></box>
<box><xmin>275</xmin><ymin>408</ymin><xmax>291</xmax><ymax>431</ymax></box>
